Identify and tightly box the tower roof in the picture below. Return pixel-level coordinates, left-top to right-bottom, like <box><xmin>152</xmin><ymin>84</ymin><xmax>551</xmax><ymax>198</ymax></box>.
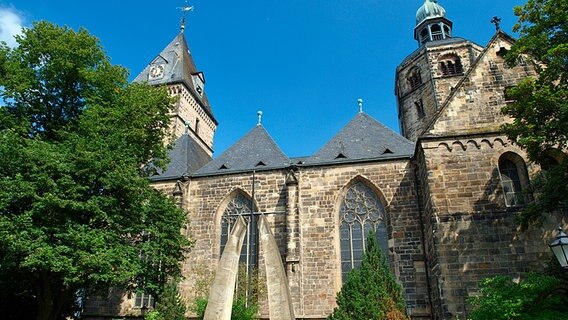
<box><xmin>149</xmin><ymin>133</ymin><xmax>212</xmax><ymax>181</ymax></box>
<box><xmin>305</xmin><ymin>113</ymin><xmax>414</xmax><ymax>165</ymax></box>
<box><xmin>134</xmin><ymin>32</ymin><xmax>216</xmax><ymax>122</ymax></box>
<box><xmin>416</xmin><ymin>0</ymin><xmax>447</xmax><ymax>26</ymax></box>
<box><xmin>194</xmin><ymin>125</ymin><xmax>290</xmax><ymax>176</ymax></box>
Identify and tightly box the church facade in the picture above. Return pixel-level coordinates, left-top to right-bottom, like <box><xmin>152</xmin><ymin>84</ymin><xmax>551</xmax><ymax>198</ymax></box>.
<box><xmin>82</xmin><ymin>1</ymin><xmax>565</xmax><ymax>319</ymax></box>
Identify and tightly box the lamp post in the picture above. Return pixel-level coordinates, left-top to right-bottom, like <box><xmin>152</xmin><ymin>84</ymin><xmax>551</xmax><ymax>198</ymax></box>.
<box><xmin>549</xmin><ymin>226</ymin><xmax>568</xmax><ymax>269</ymax></box>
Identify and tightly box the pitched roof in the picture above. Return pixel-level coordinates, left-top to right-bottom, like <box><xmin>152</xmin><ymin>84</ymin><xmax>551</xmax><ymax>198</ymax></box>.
<box><xmin>149</xmin><ymin>133</ymin><xmax>212</xmax><ymax>181</ymax></box>
<box><xmin>194</xmin><ymin>125</ymin><xmax>290</xmax><ymax>176</ymax></box>
<box><xmin>134</xmin><ymin>32</ymin><xmax>217</xmax><ymax>124</ymax></box>
<box><xmin>305</xmin><ymin>113</ymin><xmax>414</xmax><ymax>165</ymax></box>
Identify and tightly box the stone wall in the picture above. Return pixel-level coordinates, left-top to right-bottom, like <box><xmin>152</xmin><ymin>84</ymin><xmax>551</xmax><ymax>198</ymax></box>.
<box><xmin>418</xmin><ymin>133</ymin><xmax>564</xmax><ymax>319</ymax></box>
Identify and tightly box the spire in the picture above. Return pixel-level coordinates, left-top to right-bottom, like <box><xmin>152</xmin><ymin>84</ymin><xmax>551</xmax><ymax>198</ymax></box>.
<box><xmin>414</xmin><ymin>0</ymin><xmax>453</xmax><ymax>46</ymax></box>
<box><xmin>178</xmin><ymin>0</ymin><xmax>194</xmax><ymax>33</ymax></box>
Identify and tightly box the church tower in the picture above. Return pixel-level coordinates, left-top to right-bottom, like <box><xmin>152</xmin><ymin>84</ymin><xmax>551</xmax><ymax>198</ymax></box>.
<box><xmin>134</xmin><ymin>27</ymin><xmax>218</xmax><ymax>157</ymax></box>
<box><xmin>395</xmin><ymin>0</ymin><xmax>483</xmax><ymax>141</ymax></box>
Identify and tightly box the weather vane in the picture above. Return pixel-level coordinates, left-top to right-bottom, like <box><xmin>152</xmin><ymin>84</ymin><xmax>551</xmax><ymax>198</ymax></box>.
<box><xmin>490</xmin><ymin>16</ymin><xmax>502</xmax><ymax>31</ymax></box>
<box><xmin>178</xmin><ymin>0</ymin><xmax>195</xmax><ymax>33</ymax></box>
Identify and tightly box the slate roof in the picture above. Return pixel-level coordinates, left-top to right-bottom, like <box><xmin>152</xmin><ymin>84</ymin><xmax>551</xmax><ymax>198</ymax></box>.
<box><xmin>305</xmin><ymin>112</ymin><xmax>414</xmax><ymax>165</ymax></box>
<box><xmin>149</xmin><ymin>133</ymin><xmax>212</xmax><ymax>182</ymax></box>
<box><xmin>194</xmin><ymin>125</ymin><xmax>290</xmax><ymax>176</ymax></box>
<box><xmin>134</xmin><ymin>32</ymin><xmax>217</xmax><ymax>124</ymax></box>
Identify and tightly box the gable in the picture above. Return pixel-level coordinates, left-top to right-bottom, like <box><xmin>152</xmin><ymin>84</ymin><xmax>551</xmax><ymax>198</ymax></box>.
<box><xmin>424</xmin><ymin>32</ymin><xmax>538</xmax><ymax>137</ymax></box>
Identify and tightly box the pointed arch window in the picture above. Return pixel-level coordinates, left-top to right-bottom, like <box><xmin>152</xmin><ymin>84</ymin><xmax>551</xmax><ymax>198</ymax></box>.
<box><xmin>498</xmin><ymin>152</ymin><xmax>530</xmax><ymax>206</ymax></box>
<box><xmin>220</xmin><ymin>192</ymin><xmax>258</xmax><ymax>270</ymax></box>
<box><xmin>339</xmin><ymin>181</ymin><xmax>388</xmax><ymax>281</ymax></box>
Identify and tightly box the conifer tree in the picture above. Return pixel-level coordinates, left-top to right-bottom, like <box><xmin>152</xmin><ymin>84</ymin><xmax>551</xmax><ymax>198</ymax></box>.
<box><xmin>328</xmin><ymin>232</ymin><xmax>408</xmax><ymax>320</ymax></box>
<box><xmin>153</xmin><ymin>278</ymin><xmax>187</xmax><ymax>320</ymax></box>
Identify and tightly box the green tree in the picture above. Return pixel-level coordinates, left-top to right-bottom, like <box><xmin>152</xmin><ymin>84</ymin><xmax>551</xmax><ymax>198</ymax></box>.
<box><xmin>469</xmin><ymin>273</ymin><xmax>568</xmax><ymax>320</ymax></box>
<box><xmin>0</xmin><ymin>22</ymin><xmax>190</xmax><ymax>320</ymax></box>
<box><xmin>328</xmin><ymin>232</ymin><xmax>408</xmax><ymax>320</ymax></box>
<box><xmin>153</xmin><ymin>278</ymin><xmax>187</xmax><ymax>320</ymax></box>
<box><xmin>502</xmin><ymin>0</ymin><xmax>568</xmax><ymax>226</ymax></box>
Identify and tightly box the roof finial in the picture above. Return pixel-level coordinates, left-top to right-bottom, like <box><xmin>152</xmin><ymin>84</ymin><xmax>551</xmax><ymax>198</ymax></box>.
<box><xmin>257</xmin><ymin>111</ymin><xmax>263</xmax><ymax>126</ymax></box>
<box><xmin>184</xmin><ymin>120</ymin><xmax>191</xmax><ymax>134</ymax></box>
<box><xmin>357</xmin><ymin>98</ymin><xmax>363</xmax><ymax>113</ymax></box>
<box><xmin>490</xmin><ymin>16</ymin><xmax>502</xmax><ymax>31</ymax></box>
<box><xmin>178</xmin><ymin>0</ymin><xmax>194</xmax><ymax>33</ymax></box>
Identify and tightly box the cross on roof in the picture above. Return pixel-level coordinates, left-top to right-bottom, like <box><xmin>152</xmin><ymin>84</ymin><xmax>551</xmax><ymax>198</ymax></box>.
<box><xmin>490</xmin><ymin>16</ymin><xmax>502</xmax><ymax>31</ymax></box>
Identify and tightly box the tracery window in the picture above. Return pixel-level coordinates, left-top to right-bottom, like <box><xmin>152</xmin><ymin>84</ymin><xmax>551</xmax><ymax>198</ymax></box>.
<box><xmin>339</xmin><ymin>181</ymin><xmax>388</xmax><ymax>281</ymax></box>
<box><xmin>220</xmin><ymin>192</ymin><xmax>258</xmax><ymax>269</ymax></box>
<box><xmin>498</xmin><ymin>152</ymin><xmax>529</xmax><ymax>207</ymax></box>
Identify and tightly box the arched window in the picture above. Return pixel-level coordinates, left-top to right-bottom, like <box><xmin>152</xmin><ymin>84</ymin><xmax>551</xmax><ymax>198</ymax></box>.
<box><xmin>339</xmin><ymin>181</ymin><xmax>388</xmax><ymax>281</ymax></box>
<box><xmin>439</xmin><ymin>54</ymin><xmax>464</xmax><ymax>76</ymax></box>
<box><xmin>498</xmin><ymin>153</ymin><xmax>529</xmax><ymax>206</ymax></box>
<box><xmin>430</xmin><ymin>24</ymin><xmax>443</xmax><ymax>41</ymax></box>
<box><xmin>407</xmin><ymin>68</ymin><xmax>422</xmax><ymax>90</ymax></box>
<box><xmin>220</xmin><ymin>192</ymin><xmax>258</xmax><ymax>270</ymax></box>
<box><xmin>541</xmin><ymin>148</ymin><xmax>565</xmax><ymax>171</ymax></box>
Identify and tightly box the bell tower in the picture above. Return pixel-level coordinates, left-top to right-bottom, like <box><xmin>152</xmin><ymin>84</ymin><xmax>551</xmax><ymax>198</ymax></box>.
<box><xmin>395</xmin><ymin>0</ymin><xmax>483</xmax><ymax>141</ymax></box>
<box><xmin>134</xmin><ymin>12</ymin><xmax>218</xmax><ymax>157</ymax></box>
<box><xmin>414</xmin><ymin>0</ymin><xmax>453</xmax><ymax>46</ymax></box>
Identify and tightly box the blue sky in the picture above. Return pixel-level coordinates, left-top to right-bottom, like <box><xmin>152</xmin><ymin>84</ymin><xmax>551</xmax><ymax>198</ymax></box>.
<box><xmin>1</xmin><ymin>0</ymin><xmax>523</xmax><ymax>157</ymax></box>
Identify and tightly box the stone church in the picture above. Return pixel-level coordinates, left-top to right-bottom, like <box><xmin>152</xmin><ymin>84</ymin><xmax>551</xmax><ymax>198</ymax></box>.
<box><xmin>83</xmin><ymin>1</ymin><xmax>565</xmax><ymax>319</ymax></box>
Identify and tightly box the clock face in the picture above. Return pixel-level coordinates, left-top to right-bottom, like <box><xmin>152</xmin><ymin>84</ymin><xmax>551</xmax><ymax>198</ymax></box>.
<box><xmin>149</xmin><ymin>64</ymin><xmax>165</xmax><ymax>80</ymax></box>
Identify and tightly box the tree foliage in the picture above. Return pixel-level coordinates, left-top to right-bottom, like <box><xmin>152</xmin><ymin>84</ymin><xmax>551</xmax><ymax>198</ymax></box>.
<box><xmin>0</xmin><ymin>21</ymin><xmax>190</xmax><ymax>320</ymax></box>
<box><xmin>145</xmin><ymin>278</ymin><xmax>187</xmax><ymax>320</ymax></box>
<box><xmin>469</xmin><ymin>273</ymin><xmax>568</xmax><ymax>320</ymax></box>
<box><xmin>502</xmin><ymin>0</ymin><xmax>568</xmax><ymax>225</ymax></box>
<box><xmin>328</xmin><ymin>232</ymin><xmax>408</xmax><ymax>320</ymax></box>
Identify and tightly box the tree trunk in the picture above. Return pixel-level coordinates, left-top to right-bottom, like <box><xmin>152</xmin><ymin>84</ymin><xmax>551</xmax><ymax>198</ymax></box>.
<box><xmin>36</xmin><ymin>272</ymin><xmax>55</xmax><ymax>320</ymax></box>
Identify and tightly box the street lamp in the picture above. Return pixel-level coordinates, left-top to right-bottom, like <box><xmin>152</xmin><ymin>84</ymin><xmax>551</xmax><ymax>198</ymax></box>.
<box><xmin>549</xmin><ymin>226</ymin><xmax>568</xmax><ymax>269</ymax></box>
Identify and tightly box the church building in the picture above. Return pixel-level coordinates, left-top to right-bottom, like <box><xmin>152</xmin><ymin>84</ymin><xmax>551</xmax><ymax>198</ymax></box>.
<box><xmin>82</xmin><ymin>1</ymin><xmax>565</xmax><ymax>319</ymax></box>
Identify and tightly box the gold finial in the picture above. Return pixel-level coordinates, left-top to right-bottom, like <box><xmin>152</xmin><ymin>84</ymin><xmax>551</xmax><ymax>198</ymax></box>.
<box><xmin>178</xmin><ymin>0</ymin><xmax>194</xmax><ymax>33</ymax></box>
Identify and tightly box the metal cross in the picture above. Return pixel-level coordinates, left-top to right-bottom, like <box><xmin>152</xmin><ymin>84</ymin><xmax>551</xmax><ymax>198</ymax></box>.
<box><xmin>490</xmin><ymin>16</ymin><xmax>502</xmax><ymax>31</ymax></box>
<box><xmin>178</xmin><ymin>0</ymin><xmax>195</xmax><ymax>33</ymax></box>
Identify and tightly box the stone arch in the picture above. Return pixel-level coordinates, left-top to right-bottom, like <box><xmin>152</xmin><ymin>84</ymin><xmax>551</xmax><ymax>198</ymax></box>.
<box><xmin>480</xmin><ymin>139</ymin><xmax>493</xmax><ymax>149</ymax></box>
<box><xmin>438</xmin><ymin>142</ymin><xmax>452</xmax><ymax>152</ymax></box>
<box><xmin>438</xmin><ymin>53</ymin><xmax>464</xmax><ymax>76</ymax></box>
<box><xmin>498</xmin><ymin>152</ymin><xmax>530</xmax><ymax>206</ymax></box>
<box><xmin>333</xmin><ymin>176</ymin><xmax>389</xmax><ymax>287</ymax></box>
<box><xmin>493</xmin><ymin>138</ymin><xmax>507</xmax><ymax>147</ymax></box>
<box><xmin>407</xmin><ymin>66</ymin><xmax>423</xmax><ymax>90</ymax></box>
<box><xmin>451</xmin><ymin>141</ymin><xmax>466</xmax><ymax>151</ymax></box>
<box><xmin>466</xmin><ymin>140</ymin><xmax>480</xmax><ymax>150</ymax></box>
